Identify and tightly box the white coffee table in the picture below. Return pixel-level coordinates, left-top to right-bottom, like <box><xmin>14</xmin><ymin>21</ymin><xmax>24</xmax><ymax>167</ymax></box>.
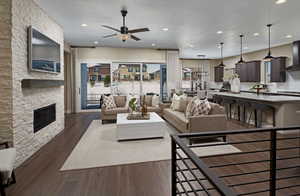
<box><xmin>116</xmin><ymin>112</ymin><xmax>166</xmax><ymax>141</ymax></box>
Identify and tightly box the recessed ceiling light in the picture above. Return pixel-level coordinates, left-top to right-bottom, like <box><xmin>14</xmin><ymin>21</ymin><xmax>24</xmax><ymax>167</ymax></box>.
<box><xmin>81</xmin><ymin>23</ymin><xmax>88</xmax><ymax>27</ymax></box>
<box><xmin>162</xmin><ymin>28</ymin><xmax>169</xmax><ymax>31</ymax></box>
<box><xmin>94</xmin><ymin>41</ymin><xmax>99</xmax><ymax>44</ymax></box>
<box><xmin>253</xmin><ymin>33</ymin><xmax>260</xmax><ymax>36</ymax></box>
<box><xmin>217</xmin><ymin>31</ymin><xmax>223</xmax><ymax>34</ymax></box>
<box><xmin>286</xmin><ymin>35</ymin><xmax>293</xmax><ymax>38</ymax></box>
<box><xmin>152</xmin><ymin>43</ymin><xmax>156</xmax><ymax>46</ymax></box>
<box><xmin>189</xmin><ymin>44</ymin><xmax>194</xmax><ymax>48</ymax></box>
<box><xmin>276</xmin><ymin>0</ymin><xmax>287</xmax><ymax>4</ymax></box>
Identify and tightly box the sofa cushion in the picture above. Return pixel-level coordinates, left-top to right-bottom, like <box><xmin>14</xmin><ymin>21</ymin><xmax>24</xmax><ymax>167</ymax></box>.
<box><xmin>0</xmin><ymin>148</ymin><xmax>16</xmax><ymax>180</ymax></box>
<box><xmin>103</xmin><ymin>107</ymin><xmax>128</xmax><ymax>115</ymax></box>
<box><xmin>164</xmin><ymin>108</ymin><xmax>188</xmax><ymax>124</ymax></box>
<box><xmin>114</xmin><ymin>96</ymin><xmax>126</xmax><ymax>107</ymax></box>
<box><xmin>209</xmin><ymin>103</ymin><xmax>225</xmax><ymax>115</ymax></box>
<box><xmin>103</xmin><ymin>95</ymin><xmax>116</xmax><ymax>109</ymax></box>
<box><xmin>147</xmin><ymin>106</ymin><xmax>161</xmax><ymax>113</ymax></box>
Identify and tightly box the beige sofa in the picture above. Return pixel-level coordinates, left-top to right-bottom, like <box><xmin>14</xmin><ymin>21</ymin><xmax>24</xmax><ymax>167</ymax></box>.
<box><xmin>163</xmin><ymin>101</ymin><xmax>227</xmax><ymax>133</ymax></box>
<box><xmin>101</xmin><ymin>95</ymin><xmax>162</xmax><ymax>123</ymax></box>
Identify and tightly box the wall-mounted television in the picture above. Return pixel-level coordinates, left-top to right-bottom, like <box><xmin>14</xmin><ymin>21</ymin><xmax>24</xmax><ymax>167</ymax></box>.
<box><xmin>28</xmin><ymin>26</ymin><xmax>61</xmax><ymax>73</ymax></box>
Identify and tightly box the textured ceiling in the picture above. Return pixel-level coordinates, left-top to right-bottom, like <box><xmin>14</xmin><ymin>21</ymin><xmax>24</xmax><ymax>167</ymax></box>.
<box><xmin>34</xmin><ymin>0</ymin><xmax>300</xmax><ymax>59</ymax></box>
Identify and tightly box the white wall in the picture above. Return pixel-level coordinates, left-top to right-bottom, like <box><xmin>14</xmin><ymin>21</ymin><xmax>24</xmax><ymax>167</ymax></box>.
<box><xmin>12</xmin><ymin>0</ymin><xmax>64</xmax><ymax>166</ymax></box>
<box><xmin>77</xmin><ymin>47</ymin><xmax>166</xmax><ymax>63</ymax></box>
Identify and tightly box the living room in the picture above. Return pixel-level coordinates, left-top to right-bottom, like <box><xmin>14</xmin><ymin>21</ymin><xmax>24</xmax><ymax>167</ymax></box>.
<box><xmin>2</xmin><ymin>0</ymin><xmax>300</xmax><ymax>196</ymax></box>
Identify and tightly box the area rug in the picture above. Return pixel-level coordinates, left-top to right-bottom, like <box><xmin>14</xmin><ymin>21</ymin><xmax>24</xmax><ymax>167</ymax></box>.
<box><xmin>60</xmin><ymin>120</ymin><xmax>241</xmax><ymax>171</ymax></box>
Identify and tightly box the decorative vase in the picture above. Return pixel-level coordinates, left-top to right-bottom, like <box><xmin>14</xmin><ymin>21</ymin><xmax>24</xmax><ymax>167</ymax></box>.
<box><xmin>231</xmin><ymin>77</ymin><xmax>240</xmax><ymax>93</ymax></box>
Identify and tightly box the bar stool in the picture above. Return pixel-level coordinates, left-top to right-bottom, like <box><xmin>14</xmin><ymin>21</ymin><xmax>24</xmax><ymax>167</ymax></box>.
<box><xmin>213</xmin><ymin>95</ymin><xmax>223</xmax><ymax>105</ymax></box>
<box><xmin>234</xmin><ymin>100</ymin><xmax>251</xmax><ymax>123</ymax></box>
<box><xmin>248</xmin><ymin>102</ymin><xmax>276</xmax><ymax>128</ymax></box>
<box><xmin>222</xmin><ymin>98</ymin><xmax>235</xmax><ymax>120</ymax></box>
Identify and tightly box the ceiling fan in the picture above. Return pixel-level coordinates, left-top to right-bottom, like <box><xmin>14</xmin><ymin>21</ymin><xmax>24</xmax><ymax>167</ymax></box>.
<box><xmin>102</xmin><ymin>9</ymin><xmax>150</xmax><ymax>42</ymax></box>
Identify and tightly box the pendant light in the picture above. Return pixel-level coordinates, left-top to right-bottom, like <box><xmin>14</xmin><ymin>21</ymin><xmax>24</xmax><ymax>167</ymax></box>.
<box><xmin>237</xmin><ymin>34</ymin><xmax>245</xmax><ymax>64</ymax></box>
<box><xmin>264</xmin><ymin>24</ymin><xmax>274</xmax><ymax>61</ymax></box>
<box><xmin>218</xmin><ymin>42</ymin><xmax>225</xmax><ymax>67</ymax></box>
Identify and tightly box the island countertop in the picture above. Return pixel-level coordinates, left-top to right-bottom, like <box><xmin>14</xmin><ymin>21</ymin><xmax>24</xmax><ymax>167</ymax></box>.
<box><xmin>211</xmin><ymin>92</ymin><xmax>300</xmax><ymax>103</ymax></box>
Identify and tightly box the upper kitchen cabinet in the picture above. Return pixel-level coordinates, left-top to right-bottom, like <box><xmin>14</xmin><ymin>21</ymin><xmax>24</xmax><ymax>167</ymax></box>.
<box><xmin>270</xmin><ymin>57</ymin><xmax>287</xmax><ymax>82</ymax></box>
<box><xmin>214</xmin><ymin>66</ymin><xmax>224</xmax><ymax>82</ymax></box>
<box><xmin>236</xmin><ymin>61</ymin><xmax>261</xmax><ymax>82</ymax></box>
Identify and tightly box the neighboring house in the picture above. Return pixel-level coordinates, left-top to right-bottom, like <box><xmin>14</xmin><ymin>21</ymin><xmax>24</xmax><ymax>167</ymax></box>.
<box><xmin>113</xmin><ymin>64</ymin><xmax>150</xmax><ymax>81</ymax></box>
<box><xmin>149</xmin><ymin>70</ymin><xmax>160</xmax><ymax>80</ymax></box>
<box><xmin>88</xmin><ymin>64</ymin><xmax>110</xmax><ymax>82</ymax></box>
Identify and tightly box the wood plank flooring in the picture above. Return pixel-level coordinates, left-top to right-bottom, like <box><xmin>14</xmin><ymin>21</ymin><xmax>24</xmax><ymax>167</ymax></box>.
<box><xmin>6</xmin><ymin>113</ymin><xmax>300</xmax><ymax>196</ymax></box>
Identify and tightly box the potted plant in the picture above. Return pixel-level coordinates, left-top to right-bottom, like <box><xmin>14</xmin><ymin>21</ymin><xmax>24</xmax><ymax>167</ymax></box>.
<box><xmin>104</xmin><ymin>75</ymin><xmax>111</xmax><ymax>87</ymax></box>
<box><xmin>128</xmin><ymin>98</ymin><xmax>137</xmax><ymax>114</ymax></box>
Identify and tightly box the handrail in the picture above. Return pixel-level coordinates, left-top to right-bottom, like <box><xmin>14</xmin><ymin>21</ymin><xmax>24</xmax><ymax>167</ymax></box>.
<box><xmin>177</xmin><ymin>125</ymin><xmax>300</xmax><ymax>138</ymax></box>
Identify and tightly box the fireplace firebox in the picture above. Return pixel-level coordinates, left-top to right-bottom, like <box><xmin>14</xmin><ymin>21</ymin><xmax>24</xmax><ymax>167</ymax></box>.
<box><xmin>34</xmin><ymin>104</ymin><xmax>56</xmax><ymax>133</ymax></box>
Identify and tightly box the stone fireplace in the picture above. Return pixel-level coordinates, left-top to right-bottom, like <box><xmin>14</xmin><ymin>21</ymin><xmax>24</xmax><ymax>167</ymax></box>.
<box><xmin>0</xmin><ymin>0</ymin><xmax>65</xmax><ymax>166</ymax></box>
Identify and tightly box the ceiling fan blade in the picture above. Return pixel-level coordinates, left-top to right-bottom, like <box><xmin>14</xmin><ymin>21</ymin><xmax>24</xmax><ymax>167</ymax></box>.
<box><xmin>128</xmin><ymin>28</ymin><xmax>150</xmax><ymax>34</ymax></box>
<box><xmin>130</xmin><ymin>35</ymin><xmax>141</xmax><ymax>41</ymax></box>
<box><xmin>103</xmin><ymin>33</ymin><xmax>118</xmax><ymax>38</ymax></box>
<box><xmin>102</xmin><ymin>25</ymin><xmax>120</xmax><ymax>32</ymax></box>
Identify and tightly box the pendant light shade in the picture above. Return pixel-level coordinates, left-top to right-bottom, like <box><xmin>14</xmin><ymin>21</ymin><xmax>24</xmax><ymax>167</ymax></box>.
<box><xmin>218</xmin><ymin>42</ymin><xmax>225</xmax><ymax>67</ymax></box>
<box><xmin>237</xmin><ymin>34</ymin><xmax>245</xmax><ymax>64</ymax></box>
<box><xmin>264</xmin><ymin>24</ymin><xmax>274</xmax><ymax>61</ymax></box>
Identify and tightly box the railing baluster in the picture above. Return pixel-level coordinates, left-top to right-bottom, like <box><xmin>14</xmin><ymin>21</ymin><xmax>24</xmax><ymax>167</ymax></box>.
<box><xmin>270</xmin><ymin>130</ymin><xmax>277</xmax><ymax>196</ymax></box>
<box><xmin>171</xmin><ymin>138</ymin><xmax>177</xmax><ymax>196</ymax></box>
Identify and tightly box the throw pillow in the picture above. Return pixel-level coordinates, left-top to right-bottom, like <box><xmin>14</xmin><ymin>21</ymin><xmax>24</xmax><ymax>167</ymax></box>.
<box><xmin>177</xmin><ymin>97</ymin><xmax>189</xmax><ymax>112</ymax></box>
<box><xmin>144</xmin><ymin>95</ymin><xmax>153</xmax><ymax>106</ymax></box>
<box><xmin>103</xmin><ymin>95</ymin><xmax>116</xmax><ymax>109</ymax></box>
<box><xmin>114</xmin><ymin>96</ymin><xmax>126</xmax><ymax>108</ymax></box>
<box><xmin>171</xmin><ymin>94</ymin><xmax>186</xmax><ymax>111</ymax></box>
<box><xmin>152</xmin><ymin>95</ymin><xmax>160</xmax><ymax>107</ymax></box>
<box><xmin>192</xmin><ymin>98</ymin><xmax>211</xmax><ymax>116</ymax></box>
<box><xmin>185</xmin><ymin>96</ymin><xmax>198</xmax><ymax>117</ymax></box>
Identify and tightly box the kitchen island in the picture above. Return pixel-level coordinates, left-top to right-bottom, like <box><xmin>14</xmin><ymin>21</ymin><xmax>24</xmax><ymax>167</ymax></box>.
<box><xmin>210</xmin><ymin>92</ymin><xmax>300</xmax><ymax>127</ymax></box>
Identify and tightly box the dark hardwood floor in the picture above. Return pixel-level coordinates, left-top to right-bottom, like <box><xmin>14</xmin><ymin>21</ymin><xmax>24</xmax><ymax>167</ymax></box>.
<box><xmin>6</xmin><ymin>113</ymin><xmax>300</xmax><ymax>196</ymax></box>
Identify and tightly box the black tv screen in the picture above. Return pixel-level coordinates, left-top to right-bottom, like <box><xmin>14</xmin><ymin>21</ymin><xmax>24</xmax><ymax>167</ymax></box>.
<box><xmin>28</xmin><ymin>26</ymin><xmax>61</xmax><ymax>73</ymax></box>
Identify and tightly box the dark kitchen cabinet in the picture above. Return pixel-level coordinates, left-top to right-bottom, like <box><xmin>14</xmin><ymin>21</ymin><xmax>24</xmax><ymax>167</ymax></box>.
<box><xmin>236</xmin><ymin>61</ymin><xmax>261</xmax><ymax>82</ymax></box>
<box><xmin>214</xmin><ymin>66</ymin><xmax>224</xmax><ymax>82</ymax></box>
<box><xmin>271</xmin><ymin>57</ymin><xmax>287</xmax><ymax>82</ymax></box>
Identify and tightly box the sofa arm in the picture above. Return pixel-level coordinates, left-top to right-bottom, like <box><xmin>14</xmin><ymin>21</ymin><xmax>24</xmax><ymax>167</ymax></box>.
<box><xmin>188</xmin><ymin>114</ymin><xmax>227</xmax><ymax>132</ymax></box>
<box><xmin>159</xmin><ymin>103</ymin><xmax>171</xmax><ymax>110</ymax></box>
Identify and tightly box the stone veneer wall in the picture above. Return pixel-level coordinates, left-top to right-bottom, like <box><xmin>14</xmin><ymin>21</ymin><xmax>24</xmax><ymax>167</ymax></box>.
<box><xmin>11</xmin><ymin>0</ymin><xmax>65</xmax><ymax>166</ymax></box>
<box><xmin>0</xmin><ymin>0</ymin><xmax>13</xmax><ymax>142</ymax></box>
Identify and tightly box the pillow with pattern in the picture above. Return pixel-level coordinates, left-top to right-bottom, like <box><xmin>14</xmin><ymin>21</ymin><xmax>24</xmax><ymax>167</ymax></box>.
<box><xmin>191</xmin><ymin>98</ymin><xmax>211</xmax><ymax>116</ymax></box>
<box><xmin>185</xmin><ymin>96</ymin><xmax>198</xmax><ymax>117</ymax></box>
<box><xmin>103</xmin><ymin>95</ymin><xmax>117</xmax><ymax>109</ymax></box>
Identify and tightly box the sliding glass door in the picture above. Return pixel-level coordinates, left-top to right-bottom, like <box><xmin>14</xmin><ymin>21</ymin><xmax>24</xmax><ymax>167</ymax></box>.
<box><xmin>80</xmin><ymin>63</ymin><xmax>111</xmax><ymax>110</ymax></box>
<box><xmin>77</xmin><ymin>61</ymin><xmax>166</xmax><ymax>112</ymax></box>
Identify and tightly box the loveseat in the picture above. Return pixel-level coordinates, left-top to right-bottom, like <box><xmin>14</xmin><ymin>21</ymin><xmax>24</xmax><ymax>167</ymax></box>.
<box><xmin>101</xmin><ymin>95</ymin><xmax>163</xmax><ymax>123</ymax></box>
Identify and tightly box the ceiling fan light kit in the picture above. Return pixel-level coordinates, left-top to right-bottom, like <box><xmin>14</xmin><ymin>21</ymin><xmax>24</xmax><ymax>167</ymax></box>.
<box><xmin>102</xmin><ymin>9</ymin><xmax>150</xmax><ymax>42</ymax></box>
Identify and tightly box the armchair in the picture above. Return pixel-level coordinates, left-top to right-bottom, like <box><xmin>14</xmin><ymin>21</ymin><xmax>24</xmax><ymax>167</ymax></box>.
<box><xmin>0</xmin><ymin>142</ymin><xmax>16</xmax><ymax>196</ymax></box>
